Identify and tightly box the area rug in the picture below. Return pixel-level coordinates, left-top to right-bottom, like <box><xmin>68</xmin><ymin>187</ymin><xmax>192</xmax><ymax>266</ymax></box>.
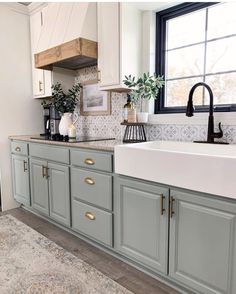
<box><xmin>0</xmin><ymin>215</ymin><xmax>132</xmax><ymax>294</ymax></box>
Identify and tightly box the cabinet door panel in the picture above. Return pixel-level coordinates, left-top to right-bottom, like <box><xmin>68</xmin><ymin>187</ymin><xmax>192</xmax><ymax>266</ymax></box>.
<box><xmin>36</xmin><ymin>3</ymin><xmax>61</xmax><ymax>53</ymax></box>
<box><xmin>97</xmin><ymin>3</ymin><xmax>120</xmax><ymax>87</ymax></box>
<box><xmin>12</xmin><ymin>155</ymin><xmax>30</xmax><ymax>206</ymax></box>
<box><xmin>48</xmin><ymin>163</ymin><xmax>70</xmax><ymax>226</ymax></box>
<box><xmin>115</xmin><ymin>176</ymin><xmax>169</xmax><ymax>274</ymax></box>
<box><xmin>30</xmin><ymin>158</ymin><xmax>49</xmax><ymax>216</ymax></box>
<box><xmin>169</xmin><ymin>189</ymin><xmax>236</xmax><ymax>294</ymax></box>
<box><xmin>49</xmin><ymin>3</ymin><xmax>73</xmax><ymax>48</ymax></box>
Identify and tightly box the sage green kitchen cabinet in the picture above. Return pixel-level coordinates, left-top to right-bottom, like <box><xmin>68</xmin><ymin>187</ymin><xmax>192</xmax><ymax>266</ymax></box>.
<box><xmin>30</xmin><ymin>158</ymin><xmax>70</xmax><ymax>226</ymax></box>
<box><xmin>30</xmin><ymin>158</ymin><xmax>49</xmax><ymax>216</ymax></box>
<box><xmin>11</xmin><ymin>154</ymin><xmax>30</xmax><ymax>206</ymax></box>
<box><xmin>169</xmin><ymin>189</ymin><xmax>236</xmax><ymax>294</ymax></box>
<box><xmin>48</xmin><ymin>162</ymin><xmax>70</xmax><ymax>226</ymax></box>
<box><xmin>114</xmin><ymin>176</ymin><xmax>169</xmax><ymax>274</ymax></box>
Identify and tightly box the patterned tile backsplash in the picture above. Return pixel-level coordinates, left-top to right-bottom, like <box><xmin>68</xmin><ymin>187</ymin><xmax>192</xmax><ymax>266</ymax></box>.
<box><xmin>74</xmin><ymin>66</ymin><xmax>236</xmax><ymax>143</ymax></box>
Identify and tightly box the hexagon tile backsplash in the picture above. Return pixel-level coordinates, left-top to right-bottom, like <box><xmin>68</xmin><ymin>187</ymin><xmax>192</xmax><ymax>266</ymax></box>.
<box><xmin>74</xmin><ymin>66</ymin><xmax>236</xmax><ymax>144</ymax></box>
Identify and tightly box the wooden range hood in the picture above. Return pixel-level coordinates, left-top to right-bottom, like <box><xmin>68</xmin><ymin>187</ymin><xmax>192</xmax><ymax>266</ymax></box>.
<box><xmin>34</xmin><ymin>37</ymin><xmax>97</xmax><ymax>71</ymax></box>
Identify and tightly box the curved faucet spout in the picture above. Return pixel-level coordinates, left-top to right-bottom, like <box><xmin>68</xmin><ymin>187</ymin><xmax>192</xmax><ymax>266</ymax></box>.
<box><xmin>186</xmin><ymin>82</ymin><xmax>225</xmax><ymax>144</ymax></box>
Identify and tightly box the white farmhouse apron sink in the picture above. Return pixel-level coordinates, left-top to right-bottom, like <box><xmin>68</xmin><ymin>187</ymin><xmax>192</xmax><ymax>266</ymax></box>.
<box><xmin>114</xmin><ymin>141</ymin><xmax>236</xmax><ymax>199</ymax></box>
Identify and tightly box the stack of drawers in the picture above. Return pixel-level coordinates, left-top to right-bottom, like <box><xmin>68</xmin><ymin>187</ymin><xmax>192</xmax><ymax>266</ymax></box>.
<box><xmin>70</xmin><ymin>148</ymin><xmax>113</xmax><ymax>247</ymax></box>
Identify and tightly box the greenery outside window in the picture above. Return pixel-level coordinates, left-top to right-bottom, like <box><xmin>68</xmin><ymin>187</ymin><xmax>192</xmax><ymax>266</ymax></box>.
<box><xmin>155</xmin><ymin>2</ymin><xmax>236</xmax><ymax>113</ymax></box>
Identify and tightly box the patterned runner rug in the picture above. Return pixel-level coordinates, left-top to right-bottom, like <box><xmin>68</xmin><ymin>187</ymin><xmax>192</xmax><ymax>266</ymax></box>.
<box><xmin>0</xmin><ymin>215</ymin><xmax>132</xmax><ymax>294</ymax></box>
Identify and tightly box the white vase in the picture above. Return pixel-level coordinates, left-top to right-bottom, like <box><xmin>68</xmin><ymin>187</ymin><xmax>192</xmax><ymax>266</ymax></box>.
<box><xmin>59</xmin><ymin>113</ymin><xmax>73</xmax><ymax>136</ymax></box>
<box><xmin>137</xmin><ymin>112</ymin><xmax>149</xmax><ymax>123</ymax></box>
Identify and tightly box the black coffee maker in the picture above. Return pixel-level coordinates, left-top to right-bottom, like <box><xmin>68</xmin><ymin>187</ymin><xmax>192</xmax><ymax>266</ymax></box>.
<box><xmin>42</xmin><ymin>105</ymin><xmax>51</xmax><ymax>136</ymax></box>
<box><xmin>49</xmin><ymin>106</ymin><xmax>61</xmax><ymax>135</ymax></box>
<box><xmin>41</xmin><ymin>105</ymin><xmax>60</xmax><ymax>136</ymax></box>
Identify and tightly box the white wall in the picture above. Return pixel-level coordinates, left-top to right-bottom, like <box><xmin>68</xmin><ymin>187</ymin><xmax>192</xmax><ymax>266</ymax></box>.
<box><xmin>0</xmin><ymin>4</ymin><xmax>43</xmax><ymax>211</ymax></box>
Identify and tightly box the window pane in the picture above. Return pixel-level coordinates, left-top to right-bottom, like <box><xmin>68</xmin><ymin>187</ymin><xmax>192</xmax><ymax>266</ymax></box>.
<box><xmin>208</xmin><ymin>3</ymin><xmax>236</xmax><ymax>40</ymax></box>
<box><xmin>166</xmin><ymin>9</ymin><xmax>205</xmax><ymax>49</ymax></box>
<box><xmin>165</xmin><ymin>78</ymin><xmax>203</xmax><ymax>107</ymax></box>
<box><xmin>206</xmin><ymin>37</ymin><xmax>236</xmax><ymax>74</ymax></box>
<box><xmin>205</xmin><ymin>73</ymin><xmax>236</xmax><ymax>105</ymax></box>
<box><xmin>166</xmin><ymin>44</ymin><xmax>204</xmax><ymax>79</ymax></box>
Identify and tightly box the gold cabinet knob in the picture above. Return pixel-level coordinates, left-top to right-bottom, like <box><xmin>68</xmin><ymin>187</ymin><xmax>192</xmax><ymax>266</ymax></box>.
<box><xmin>85</xmin><ymin>212</ymin><xmax>95</xmax><ymax>220</ymax></box>
<box><xmin>84</xmin><ymin>158</ymin><xmax>95</xmax><ymax>165</ymax></box>
<box><xmin>15</xmin><ymin>146</ymin><xmax>21</xmax><ymax>152</ymax></box>
<box><xmin>84</xmin><ymin>177</ymin><xmax>95</xmax><ymax>185</ymax></box>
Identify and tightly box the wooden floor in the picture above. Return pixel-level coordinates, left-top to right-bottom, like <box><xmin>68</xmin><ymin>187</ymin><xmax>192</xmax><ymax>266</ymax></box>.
<box><xmin>1</xmin><ymin>208</ymin><xmax>180</xmax><ymax>294</ymax></box>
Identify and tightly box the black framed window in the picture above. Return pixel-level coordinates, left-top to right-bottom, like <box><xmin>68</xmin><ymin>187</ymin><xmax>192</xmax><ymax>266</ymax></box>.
<box><xmin>155</xmin><ymin>2</ymin><xmax>236</xmax><ymax>114</ymax></box>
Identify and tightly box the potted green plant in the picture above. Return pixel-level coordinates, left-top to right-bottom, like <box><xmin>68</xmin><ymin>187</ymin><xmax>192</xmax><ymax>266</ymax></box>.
<box><xmin>123</xmin><ymin>72</ymin><xmax>164</xmax><ymax>123</ymax></box>
<box><xmin>51</xmin><ymin>82</ymin><xmax>82</xmax><ymax>136</ymax></box>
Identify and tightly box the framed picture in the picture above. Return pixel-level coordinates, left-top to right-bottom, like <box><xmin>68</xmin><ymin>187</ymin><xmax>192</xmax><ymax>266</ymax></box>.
<box><xmin>80</xmin><ymin>80</ymin><xmax>111</xmax><ymax>116</ymax></box>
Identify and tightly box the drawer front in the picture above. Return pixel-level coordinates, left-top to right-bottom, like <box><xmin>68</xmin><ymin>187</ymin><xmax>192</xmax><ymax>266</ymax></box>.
<box><xmin>29</xmin><ymin>143</ymin><xmax>69</xmax><ymax>164</ymax></box>
<box><xmin>11</xmin><ymin>141</ymin><xmax>28</xmax><ymax>156</ymax></box>
<box><xmin>72</xmin><ymin>200</ymin><xmax>113</xmax><ymax>247</ymax></box>
<box><xmin>71</xmin><ymin>149</ymin><xmax>113</xmax><ymax>172</ymax></box>
<box><xmin>71</xmin><ymin>167</ymin><xmax>112</xmax><ymax>210</ymax></box>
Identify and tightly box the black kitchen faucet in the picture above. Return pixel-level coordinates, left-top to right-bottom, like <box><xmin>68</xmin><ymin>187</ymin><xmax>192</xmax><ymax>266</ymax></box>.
<box><xmin>186</xmin><ymin>82</ymin><xmax>228</xmax><ymax>144</ymax></box>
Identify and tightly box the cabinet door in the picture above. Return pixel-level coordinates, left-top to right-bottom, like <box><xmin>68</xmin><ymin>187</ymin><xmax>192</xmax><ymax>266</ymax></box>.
<box><xmin>115</xmin><ymin>176</ymin><xmax>169</xmax><ymax>274</ymax></box>
<box><xmin>30</xmin><ymin>8</ymin><xmax>52</xmax><ymax>98</ymax></box>
<box><xmin>30</xmin><ymin>10</ymin><xmax>45</xmax><ymax>97</ymax></box>
<box><xmin>97</xmin><ymin>3</ymin><xmax>120</xmax><ymax>88</ymax></box>
<box><xmin>30</xmin><ymin>158</ymin><xmax>49</xmax><ymax>216</ymax></box>
<box><xmin>48</xmin><ymin>163</ymin><xmax>70</xmax><ymax>226</ymax></box>
<box><xmin>169</xmin><ymin>189</ymin><xmax>236</xmax><ymax>294</ymax></box>
<box><xmin>12</xmin><ymin>155</ymin><xmax>30</xmax><ymax>206</ymax></box>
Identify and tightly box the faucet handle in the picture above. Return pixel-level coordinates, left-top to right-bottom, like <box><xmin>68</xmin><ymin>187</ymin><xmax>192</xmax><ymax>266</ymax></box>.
<box><xmin>215</xmin><ymin>122</ymin><xmax>223</xmax><ymax>138</ymax></box>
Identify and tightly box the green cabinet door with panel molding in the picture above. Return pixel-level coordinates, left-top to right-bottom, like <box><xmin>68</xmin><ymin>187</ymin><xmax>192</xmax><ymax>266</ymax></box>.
<box><xmin>12</xmin><ymin>154</ymin><xmax>30</xmax><ymax>206</ymax></box>
<box><xmin>169</xmin><ymin>189</ymin><xmax>236</xmax><ymax>294</ymax></box>
<box><xmin>48</xmin><ymin>162</ymin><xmax>70</xmax><ymax>227</ymax></box>
<box><xmin>30</xmin><ymin>158</ymin><xmax>49</xmax><ymax>216</ymax></box>
<box><xmin>114</xmin><ymin>176</ymin><xmax>169</xmax><ymax>274</ymax></box>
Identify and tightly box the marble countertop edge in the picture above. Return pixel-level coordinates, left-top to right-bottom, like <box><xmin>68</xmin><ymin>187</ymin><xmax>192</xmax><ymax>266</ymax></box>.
<box><xmin>9</xmin><ymin>135</ymin><xmax>124</xmax><ymax>152</ymax></box>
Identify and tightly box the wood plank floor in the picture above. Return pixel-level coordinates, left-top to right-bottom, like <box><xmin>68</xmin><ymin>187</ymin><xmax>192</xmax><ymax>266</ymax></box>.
<box><xmin>1</xmin><ymin>208</ymin><xmax>180</xmax><ymax>294</ymax></box>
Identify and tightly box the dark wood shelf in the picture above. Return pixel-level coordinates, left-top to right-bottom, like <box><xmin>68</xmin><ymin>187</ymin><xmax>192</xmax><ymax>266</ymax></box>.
<box><xmin>121</xmin><ymin>122</ymin><xmax>148</xmax><ymax>126</ymax></box>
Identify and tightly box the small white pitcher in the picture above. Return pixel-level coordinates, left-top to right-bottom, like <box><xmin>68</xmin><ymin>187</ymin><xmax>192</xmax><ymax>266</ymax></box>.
<box><xmin>59</xmin><ymin>112</ymin><xmax>78</xmax><ymax>136</ymax></box>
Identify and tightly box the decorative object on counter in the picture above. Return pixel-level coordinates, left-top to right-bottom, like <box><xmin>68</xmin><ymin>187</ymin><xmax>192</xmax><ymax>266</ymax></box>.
<box><xmin>68</xmin><ymin>124</ymin><xmax>76</xmax><ymax>139</ymax></box>
<box><xmin>123</xmin><ymin>72</ymin><xmax>164</xmax><ymax>123</ymax></box>
<box><xmin>123</xmin><ymin>94</ymin><xmax>137</xmax><ymax>123</ymax></box>
<box><xmin>52</xmin><ymin>82</ymin><xmax>81</xmax><ymax>136</ymax></box>
<box><xmin>127</xmin><ymin>109</ymin><xmax>137</xmax><ymax>123</ymax></box>
<box><xmin>121</xmin><ymin>122</ymin><xmax>147</xmax><ymax>143</ymax></box>
<box><xmin>80</xmin><ymin>80</ymin><xmax>111</xmax><ymax>116</ymax></box>
<box><xmin>123</xmin><ymin>94</ymin><xmax>132</xmax><ymax>122</ymax></box>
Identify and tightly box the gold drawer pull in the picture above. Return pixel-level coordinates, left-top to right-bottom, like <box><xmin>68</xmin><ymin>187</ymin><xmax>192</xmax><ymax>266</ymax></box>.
<box><xmin>85</xmin><ymin>212</ymin><xmax>96</xmax><ymax>220</ymax></box>
<box><xmin>15</xmin><ymin>146</ymin><xmax>21</xmax><ymax>152</ymax></box>
<box><xmin>84</xmin><ymin>158</ymin><xmax>95</xmax><ymax>165</ymax></box>
<box><xmin>84</xmin><ymin>177</ymin><xmax>95</xmax><ymax>185</ymax></box>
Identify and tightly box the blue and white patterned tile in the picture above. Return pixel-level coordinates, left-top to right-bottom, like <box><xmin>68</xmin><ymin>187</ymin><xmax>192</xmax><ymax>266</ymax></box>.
<box><xmin>73</xmin><ymin>66</ymin><xmax>236</xmax><ymax>143</ymax></box>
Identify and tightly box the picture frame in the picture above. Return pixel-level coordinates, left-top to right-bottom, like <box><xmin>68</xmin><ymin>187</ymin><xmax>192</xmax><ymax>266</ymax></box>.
<box><xmin>80</xmin><ymin>80</ymin><xmax>111</xmax><ymax>116</ymax></box>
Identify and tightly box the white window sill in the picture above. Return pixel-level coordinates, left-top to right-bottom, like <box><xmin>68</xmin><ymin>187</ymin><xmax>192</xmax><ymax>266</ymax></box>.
<box><xmin>148</xmin><ymin>112</ymin><xmax>236</xmax><ymax>125</ymax></box>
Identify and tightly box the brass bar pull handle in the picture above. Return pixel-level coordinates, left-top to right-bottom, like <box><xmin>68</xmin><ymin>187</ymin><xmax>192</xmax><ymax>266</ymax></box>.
<box><xmin>42</xmin><ymin>166</ymin><xmax>46</xmax><ymax>178</ymax></box>
<box><xmin>15</xmin><ymin>146</ymin><xmax>21</xmax><ymax>152</ymax></box>
<box><xmin>39</xmin><ymin>80</ymin><xmax>43</xmax><ymax>92</ymax></box>
<box><xmin>23</xmin><ymin>160</ymin><xmax>28</xmax><ymax>172</ymax></box>
<box><xmin>160</xmin><ymin>194</ymin><xmax>165</xmax><ymax>215</ymax></box>
<box><xmin>85</xmin><ymin>212</ymin><xmax>96</xmax><ymax>220</ymax></box>
<box><xmin>84</xmin><ymin>177</ymin><xmax>95</xmax><ymax>185</ymax></box>
<box><xmin>46</xmin><ymin>167</ymin><xmax>50</xmax><ymax>179</ymax></box>
<box><xmin>84</xmin><ymin>158</ymin><xmax>95</xmax><ymax>165</ymax></box>
<box><xmin>170</xmin><ymin>196</ymin><xmax>175</xmax><ymax>218</ymax></box>
<box><xmin>97</xmin><ymin>70</ymin><xmax>101</xmax><ymax>82</ymax></box>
